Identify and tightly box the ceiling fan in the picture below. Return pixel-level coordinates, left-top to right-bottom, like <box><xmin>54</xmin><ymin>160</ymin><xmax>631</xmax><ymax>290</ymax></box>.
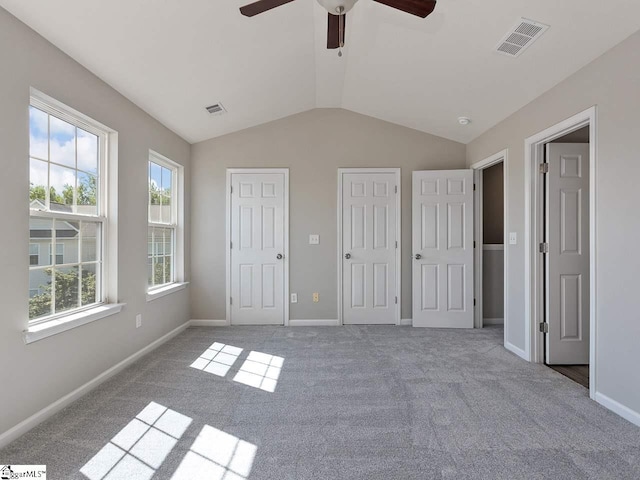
<box><xmin>239</xmin><ymin>0</ymin><xmax>437</xmax><ymax>56</ymax></box>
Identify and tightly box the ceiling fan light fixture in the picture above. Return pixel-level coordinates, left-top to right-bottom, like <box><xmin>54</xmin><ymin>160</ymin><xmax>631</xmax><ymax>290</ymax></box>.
<box><xmin>317</xmin><ymin>0</ymin><xmax>359</xmax><ymax>14</ymax></box>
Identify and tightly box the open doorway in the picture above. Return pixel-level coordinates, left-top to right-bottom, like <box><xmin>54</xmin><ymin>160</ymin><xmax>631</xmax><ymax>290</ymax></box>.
<box><xmin>472</xmin><ymin>150</ymin><xmax>508</xmax><ymax>340</ymax></box>
<box><xmin>524</xmin><ymin>107</ymin><xmax>597</xmax><ymax>398</ymax></box>
<box><xmin>543</xmin><ymin>126</ymin><xmax>590</xmax><ymax>388</ymax></box>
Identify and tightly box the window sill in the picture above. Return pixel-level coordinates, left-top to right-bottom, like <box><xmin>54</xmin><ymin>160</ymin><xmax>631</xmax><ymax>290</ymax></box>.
<box><xmin>23</xmin><ymin>303</ymin><xmax>125</xmax><ymax>344</ymax></box>
<box><xmin>146</xmin><ymin>282</ymin><xmax>189</xmax><ymax>302</ymax></box>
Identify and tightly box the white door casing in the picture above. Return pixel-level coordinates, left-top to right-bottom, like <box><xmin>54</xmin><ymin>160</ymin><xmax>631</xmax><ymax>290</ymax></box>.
<box><xmin>412</xmin><ymin>170</ymin><xmax>474</xmax><ymax>328</ymax></box>
<box><xmin>228</xmin><ymin>170</ymin><xmax>287</xmax><ymax>325</ymax></box>
<box><xmin>340</xmin><ymin>170</ymin><xmax>400</xmax><ymax>325</ymax></box>
<box><xmin>546</xmin><ymin>143</ymin><xmax>590</xmax><ymax>364</ymax></box>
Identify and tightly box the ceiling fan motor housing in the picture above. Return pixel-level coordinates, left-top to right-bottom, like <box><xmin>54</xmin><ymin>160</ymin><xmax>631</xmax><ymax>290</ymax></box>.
<box><xmin>317</xmin><ymin>0</ymin><xmax>359</xmax><ymax>14</ymax></box>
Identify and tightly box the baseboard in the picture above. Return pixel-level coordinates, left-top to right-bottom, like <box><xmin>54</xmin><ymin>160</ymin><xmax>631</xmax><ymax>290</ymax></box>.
<box><xmin>289</xmin><ymin>319</ymin><xmax>340</xmax><ymax>327</ymax></box>
<box><xmin>0</xmin><ymin>321</ymin><xmax>190</xmax><ymax>450</ymax></box>
<box><xmin>504</xmin><ymin>341</ymin><xmax>528</xmax><ymax>361</ymax></box>
<box><xmin>189</xmin><ymin>319</ymin><xmax>228</xmax><ymax>327</ymax></box>
<box><xmin>483</xmin><ymin>317</ymin><xmax>504</xmax><ymax>325</ymax></box>
<box><xmin>400</xmin><ymin>318</ymin><xmax>412</xmax><ymax>326</ymax></box>
<box><xmin>595</xmin><ymin>392</ymin><xmax>640</xmax><ymax>427</ymax></box>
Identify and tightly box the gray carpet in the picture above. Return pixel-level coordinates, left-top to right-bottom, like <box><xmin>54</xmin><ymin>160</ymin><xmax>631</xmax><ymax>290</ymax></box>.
<box><xmin>2</xmin><ymin>325</ymin><xmax>639</xmax><ymax>479</ymax></box>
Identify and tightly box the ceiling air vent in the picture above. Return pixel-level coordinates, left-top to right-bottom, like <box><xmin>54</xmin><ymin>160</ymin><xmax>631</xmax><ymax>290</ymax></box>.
<box><xmin>495</xmin><ymin>18</ymin><xmax>549</xmax><ymax>57</ymax></box>
<box><xmin>205</xmin><ymin>103</ymin><xmax>226</xmax><ymax>115</ymax></box>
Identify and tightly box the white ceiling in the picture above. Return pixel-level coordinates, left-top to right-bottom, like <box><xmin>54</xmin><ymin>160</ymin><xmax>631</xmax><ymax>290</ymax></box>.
<box><xmin>2</xmin><ymin>0</ymin><xmax>640</xmax><ymax>144</ymax></box>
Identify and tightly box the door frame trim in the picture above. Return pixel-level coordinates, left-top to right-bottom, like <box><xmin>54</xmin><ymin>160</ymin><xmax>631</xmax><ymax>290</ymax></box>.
<box><xmin>470</xmin><ymin>150</ymin><xmax>508</xmax><ymax>347</ymax></box>
<box><xmin>337</xmin><ymin>168</ymin><xmax>402</xmax><ymax>326</ymax></box>
<box><xmin>524</xmin><ymin>106</ymin><xmax>597</xmax><ymax>399</ymax></box>
<box><xmin>226</xmin><ymin>168</ymin><xmax>290</xmax><ymax>326</ymax></box>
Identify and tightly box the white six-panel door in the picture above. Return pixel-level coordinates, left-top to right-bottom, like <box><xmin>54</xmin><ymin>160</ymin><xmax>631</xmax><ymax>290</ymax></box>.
<box><xmin>546</xmin><ymin>143</ymin><xmax>590</xmax><ymax>364</ymax></box>
<box><xmin>412</xmin><ymin>170</ymin><xmax>474</xmax><ymax>328</ymax></box>
<box><xmin>341</xmin><ymin>171</ymin><xmax>399</xmax><ymax>325</ymax></box>
<box><xmin>229</xmin><ymin>172</ymin><xmax>286</xmax><ymax>325</ymax></box>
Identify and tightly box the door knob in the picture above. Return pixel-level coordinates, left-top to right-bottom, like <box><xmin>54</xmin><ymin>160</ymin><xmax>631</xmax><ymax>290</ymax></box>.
<box><xmin>414</xmin><ymin>254</ymin><xmax>422</xmax><ymax>260</ymax></box>
<box><xmin>344</xmin><ymin>253</ymin><xmax>351</xmax><ymax>259</ymax></box>
<box><xmin>276</xmin><ymin>253</ymin><xmax>283</xmax><ymax>260</ymax></box>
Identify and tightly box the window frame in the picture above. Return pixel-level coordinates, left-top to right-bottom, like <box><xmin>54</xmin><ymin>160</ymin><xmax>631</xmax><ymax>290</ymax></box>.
<box><xmin>147</xmin><ymin>150</ymin><xmax>183</xmax><ymax>293</ymax></box>
<box><xmin>28</xmin><ymin>93</ymin><xmax>110</xmax><ymax>326</ymax></box>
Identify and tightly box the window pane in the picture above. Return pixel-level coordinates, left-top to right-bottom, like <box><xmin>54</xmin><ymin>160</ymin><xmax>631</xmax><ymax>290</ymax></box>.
<box><xmin>49</xmin><ymin>115</ymin><xmax>76</xmax><ymax>168</ymax></box>
<box><xmin>29</xmin><ymin>268</ymin><xmax>52</xmax><ymax>320</ymax></box>
<box><xmin>153</xmin><ymin>256</ymin><xmax>164</xmax><ymax>286</ymax></box>
<box><xmin>161</xmin><ymin>195</ymin><xmax>172</xmax><ymax>224</ymax></box>
<box><xmin>29</xmin><ymin>106</ymin><xmax>49</xmax><ymax>160</ymax></box>
<box><xmin>164</xmin><ymin>255</ymin><xmax>172</xmax><ymax>284</ymax></box>
<box><xmin>30</xmin><ymin>218</ymin><xmax>52</xmax><ymax>266</ymax></box>
<box><xmin>77</xmin><ymin>172</ymin><xmax>98</xmax><ymax>215</ymax></box>
<box><xmin>161</xmin><ymin>167</ymin><xmax>172</xmax><ymax>197</ymax></box>
<box><xmin>54</xmin><ymin>220</ymin><xmax>78</xmax><ymax>264</ymax></box>
<box><xmin>81</xmin><ymin>264</ymin><xmax>99</xmax><ymax>306</ymax></box>
<box><xmin>77</xmin><ymin>128</ymin><xmax>98</xmax><ymax>174</ymax></box>
<box><xmin>149</xmin><ymin>162</ymin><xmax>162</xmax><ymax>223</ymax></box>
<box><xmin>81</xmin><ymin>222</ymin><xmax>99</xmax><ymax>262</ymax></box>
<box><xmin>49</xmin><ymin>163</ymin><xmax>75</xmax><ymax>211</ymax></box>
<box><xmin>56</xmin><ymin>266</ymin><xmax>79</xmax><ymax>314</ymax></box>
<box><xmin>29</xmin><ymin>158</ymin><xmax>48</xmax><ymax>206</ymax></box>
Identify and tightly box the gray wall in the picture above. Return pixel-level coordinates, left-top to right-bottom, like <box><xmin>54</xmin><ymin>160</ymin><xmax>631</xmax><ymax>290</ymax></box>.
<box><xmin>467</xmin><ymin>30</ymin><xmax>640</xmax><ymax>415</ymax></box>
<box><xmin>482</xmin><ymin>249</ymin><xmax>504</xmax><ymax>321</ymax></box>
<box><xmin>191</xmin><ymin>109</ymin><xmax>466</xmax><ymax>320</ymax></box>
<box><xmin>0</xmin><ymin>8</ymin><xmax>191</xmax><ymax>435</ymax></box>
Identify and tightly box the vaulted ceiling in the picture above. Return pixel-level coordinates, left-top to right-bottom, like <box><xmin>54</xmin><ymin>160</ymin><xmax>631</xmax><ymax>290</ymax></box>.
<box><xmin>2</xmin><ymin>0</ymin><xmax>640</xmax><ymax>144</ymax></box>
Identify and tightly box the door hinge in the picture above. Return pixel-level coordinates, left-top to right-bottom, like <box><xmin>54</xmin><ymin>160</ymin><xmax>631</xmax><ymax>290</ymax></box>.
<box><xmin>539</xmin><ymin>163</ymin><xmax>549</xmax><ymax>174</ymax></box>
<box><xmin>473</xmin><ymin>298</ymin><xmax>476</xmax><ymax>306</ymax></box>
<box><xmin>230</xmin><ymin>241</ymin><xmax>233</xmax><ymax>249</ymax></box>
<box><xmin>473</xmin><ymin>183</ymin><xmax>476</xmax><ymax>191</ymax></box>
<box><xmin>395</xmin><ymin>296</ymin><xmax>398</xmax><ymax>304</ymax></box>
<box><xmin>539</xmin><ymin>322</ymin><xmax>549</xmax><ymax>333</ymax></box>
<box><xmin>230</xmin><ymin>186</ymin><xmax>233</xmax><ymax>194</ymax></box>
<box><xmin>230</xmin><ymin>297</ymin><xmax>233</xmax><ymax>305</ymax></box>
<box><xmin>395</xmin><ymin>185</ymin><xmax>398</xmax><ymax>194</ymax></box>
<box><xmin>395</xmin><ymin>241</ymin><xmax>398</xmax><ymax>249</ymax></box>
<box><xmin>473</xmin><ymin>241</ymin><xmax>476</xmax><ymax>248</ymax></box>
<box><xmin>539</xmin><ymin>242</ymin><xmax>549</xmax><ymax>254</ymax></box>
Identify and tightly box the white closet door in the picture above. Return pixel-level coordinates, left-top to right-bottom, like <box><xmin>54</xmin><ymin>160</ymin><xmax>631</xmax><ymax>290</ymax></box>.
<box><xmin>546</xmin><ymin>143</ymin><xmax>590</xmax><ymax>364</ymax></box>
<box><xmin>412</xmin><ymin>170</ymin><xmax>474</xmax><ymax>328</ymax></box>
<box><xmin>230</xmin><ymin>173</ymin><xmax>285</xmax><ymax>325</ymax></box>
<box><xmin>342</xmin><ymin>172</ymin><xmax>398</xmax><ymax>325</ymax></box>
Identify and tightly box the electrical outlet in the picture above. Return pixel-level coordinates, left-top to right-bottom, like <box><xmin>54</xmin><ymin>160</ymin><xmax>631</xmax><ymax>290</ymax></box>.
<box><xmin>509</xmin><ymin>232</ymin><xmax>517</xmax><ymax>245</ymax></box>
<box><xmin>313</xmin><ymin>292</ymin><xmax>319</xmax><ymax>303</ymax></box>
<box><xmin>291</xmin><ymin>293</ymin><xmax>298</xmax><ymax>303</ymax></box>
<box><xmin>136</xmin><ymin>314</ymin><xmax>142</xmax><ymax>328</ymax></box>
<box><xmin>309</xmin><ymin>234</ymin><xmax>320</xmax><ymax>245</ymax></box>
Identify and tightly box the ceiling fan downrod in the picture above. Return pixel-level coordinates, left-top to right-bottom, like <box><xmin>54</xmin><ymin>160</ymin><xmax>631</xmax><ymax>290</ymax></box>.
<box><xmin>338</xmin><ymin>6</ymin><xmax>345</xmax><ymax>57</ymax></box>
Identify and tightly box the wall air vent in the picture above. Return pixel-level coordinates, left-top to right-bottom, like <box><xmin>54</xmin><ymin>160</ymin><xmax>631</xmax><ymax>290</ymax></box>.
<box><xmin>205</xmin><ymin>103</ymin><xmax>226</xmax><ymax>115</ymax></box>
<box><xmin>495</xmin><ymin>18</ymin><xmax>549</xmax><ymax>57</ymax></box>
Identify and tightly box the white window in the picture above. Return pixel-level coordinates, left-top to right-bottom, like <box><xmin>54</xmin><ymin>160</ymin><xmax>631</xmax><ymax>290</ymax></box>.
<box><xmin>148</xmin><ymin>151</ymin><xmax>182</xmax><ymax>291</ymax></box>
<box><xmin>28</xmin><ymin>94</ymin><xmax>109</xmax><ymax>324</ymax></box>
<box><xmin>29</xmin><ymin>243</ymin><xmax>39</xmax><ymax>266</ymax></box>
<box><xmin>49</xmin><ymin>243</ymin><xmax>64</xmax><ymax>265</ymax></box>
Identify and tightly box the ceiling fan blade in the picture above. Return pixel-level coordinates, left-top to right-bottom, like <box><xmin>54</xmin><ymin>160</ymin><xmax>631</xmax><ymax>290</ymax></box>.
<box><xmin>373</xmin><ymin>0</ymin><xmax>436</xmax><ymax>18</ymax></box>
<box><xmin>239</xmin><ymin>0</ymin><xmax>296</xmax><ymax>17</ymax></box>
<box><xmin>327</xmin><ymin>12</ymin><xmax>346</xmax><ymax>49</ymax></box>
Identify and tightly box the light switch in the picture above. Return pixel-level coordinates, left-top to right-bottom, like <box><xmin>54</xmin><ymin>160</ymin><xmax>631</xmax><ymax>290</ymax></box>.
<box><xmin>291</xmin><ymin>293</ymin><xmax>298</xmax><ymax>303</ymax></box>
<box><xmin>309</xmin><ymin>234</ymin><xmax>320</xmax><ymax>245</ymax></box>
<box><xmin>509</xmin><ymin>232</ymin><xmax>517</xmax><ymax>245</ymax></box>
<box><xmin>313</xmin><ymin>293</ymin><xmax>319</xmax><ymax>303</ymax></box>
